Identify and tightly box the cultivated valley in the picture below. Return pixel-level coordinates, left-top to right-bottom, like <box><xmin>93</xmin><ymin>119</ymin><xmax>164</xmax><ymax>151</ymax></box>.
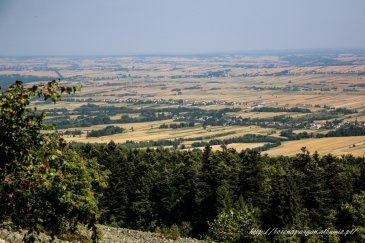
<box><xmin>2</xmin><ymin>51</ymin><xmax>365</xmax><ymax>156</ymax></box>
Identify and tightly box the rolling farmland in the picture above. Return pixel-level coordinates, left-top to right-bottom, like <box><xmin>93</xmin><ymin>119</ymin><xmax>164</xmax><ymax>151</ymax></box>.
<box><xmin>266</xmin><ymin>136</ymin><xmax>365</xmax><ymax>157</ymax></box>
<box><xmin>1</xmin><ymin>50</ymin><xmax>365</xmax><ymax>155</ymax></box>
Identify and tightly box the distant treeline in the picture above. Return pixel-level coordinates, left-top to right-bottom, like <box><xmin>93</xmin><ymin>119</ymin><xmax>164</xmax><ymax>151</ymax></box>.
<box><xmin>325</xmin><ymin>124</ymin><xmax>365</xmax><ymax>137</ymax></box>
<box><xmin>326</xmin><ymin>107</ymin><xmax>358</xmax><ymax>115</ymax></box>
<box><xmin>123</xmin><ymin>139</ymin><xmax>183</xmax><ymax>149</ymax></box>
<box><xmin>159</xmin><ymin>122</ymin><xmax>195</xmax><ymax>129</ymax></box>
<box><xmin>87</xmin><ymin>125</ymin><xmax>124</xmax><ymax>137</ymax></box>
<box><xmin>280</xmin><ymin>125</ymin><xmax>365</xmax><ymax>140</ymax></box>
<box><xmin>191</xmin><ymin>134</ymin><xmax>282</xmax><ymax>149</ymax></box>
<box><xmin>0</xmin><ymin>74</ymin><xmax>57</xmax><ymax>88</ymax></box>
<box><xmin>252</xmin><ymin>106</ymin><xmax>311</xmax><ymax>113</ymax></box>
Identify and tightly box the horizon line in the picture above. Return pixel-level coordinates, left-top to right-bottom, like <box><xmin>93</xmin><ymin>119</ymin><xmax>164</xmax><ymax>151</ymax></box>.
<box><xmin>1</xmin><ymin>47</ymin><xmax>365</xmax><ymax>58</ymax></box>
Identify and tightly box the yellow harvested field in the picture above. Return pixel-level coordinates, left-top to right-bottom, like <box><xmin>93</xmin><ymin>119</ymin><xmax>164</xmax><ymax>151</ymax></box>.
<box><xmin>346</xmin><ymin>115</ymin><xmax>365</xmax><ymax>122</ymax></box>
<box><xmin>63</xmin><ymin>123</ymin><xmax>272</xmax><ymax>145</ymax></box>
<box><xmin>209</xmin><ymin>143</ymin><xmax>266</xmax><ymax>151</ymax></box>
<box><xmin>33</xmin><ymin>102</ymin><xmax>88</xmax><ymax>110</ymax></box>
<box><xmin>266</xmin><ymin>136</ymin><xmax>365</xmax><ymax>157</ymax></box>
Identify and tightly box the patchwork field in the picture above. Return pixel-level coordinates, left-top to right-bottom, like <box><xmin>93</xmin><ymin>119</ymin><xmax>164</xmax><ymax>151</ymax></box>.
<box><xmin>1</xmin><ymin>51</ymin><xmax>365</xmax><ymax>156</ymax></box>
<box><xmin>63</xmin><ymin>122</ymin><xmax>272</xmax><ymax>145</ymax></box>
<box><xmin>266</xmin><ymin>136</ymin><xmax>365</xmax><ymax>157</ymax></box>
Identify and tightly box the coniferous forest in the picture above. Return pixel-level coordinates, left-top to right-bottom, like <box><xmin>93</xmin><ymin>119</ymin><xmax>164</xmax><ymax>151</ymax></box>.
<box><xmin>74</xmin><ymin>142</ymin><xmax>365</xmax><ymax>242</ymax></box>
<box><xmin>1</xmin><ymin>81</ymin><xmax>365</xmax><ymax>242</ymax></box>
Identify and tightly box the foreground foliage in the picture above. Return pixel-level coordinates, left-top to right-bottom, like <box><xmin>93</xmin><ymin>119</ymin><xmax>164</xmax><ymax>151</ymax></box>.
<box><xmin>0</xmin><ymin>81</ymin><xmax>107</xmax><ymax>242</ymax></box>
<box><xmin>207</xmin><ymin>197</ymin><xmax>263</xmax><ymax>242</ymax></box>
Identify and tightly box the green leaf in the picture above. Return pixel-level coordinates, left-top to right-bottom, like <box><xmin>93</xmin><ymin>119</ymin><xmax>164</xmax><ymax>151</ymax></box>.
<box><xmin>66</xmin><ymin>87</ymin><xmax>73</xmax><ymax>94</ymax></box>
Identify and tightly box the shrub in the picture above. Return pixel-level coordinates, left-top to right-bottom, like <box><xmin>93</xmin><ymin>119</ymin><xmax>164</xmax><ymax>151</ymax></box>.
<box><xmin>0</xmin><ymin>81</ymin><xmax>108</xmax><ymax>242</ymax></box>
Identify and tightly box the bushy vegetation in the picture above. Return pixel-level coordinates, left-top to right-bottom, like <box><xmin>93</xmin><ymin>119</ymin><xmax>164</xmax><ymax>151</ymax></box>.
<box><xmin>0</xmin><ymin>81</ymin><xmax>107</xmax><ymax>242</ymax></box>
<box><xmin>280</xmin><ymin>129</ymin><xmax>312</xmax><ymax>140</ymax></box>
<box><xmin>64</xmin><ymin>129</ymin><xmax>82</xmax><ymax>136</ymax></box>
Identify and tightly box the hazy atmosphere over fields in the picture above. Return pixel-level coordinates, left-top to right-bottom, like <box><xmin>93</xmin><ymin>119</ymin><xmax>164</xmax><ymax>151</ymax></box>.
<box><xmin>1</xmin><ymin>0</ymin><xmax>365</xmax><ymax>56</ymax></box>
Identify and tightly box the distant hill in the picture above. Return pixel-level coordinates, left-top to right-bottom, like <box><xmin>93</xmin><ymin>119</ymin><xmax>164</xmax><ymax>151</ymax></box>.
<box><xmin>0</xmin><ymin>74</ymin><xmax>57</xmax><ymax>89</ymax></box>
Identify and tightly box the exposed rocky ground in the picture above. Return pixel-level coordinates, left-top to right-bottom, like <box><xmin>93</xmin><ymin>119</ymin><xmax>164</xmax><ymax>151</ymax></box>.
<box><xmin>0</xmin><ymin>223</ymin><xmax>203</xmax><ymax>243</ymax></box>
<box><xmin>98</xmin><ymin>226</ymin><xmax>202</xmax><ymax>243</ymax></box>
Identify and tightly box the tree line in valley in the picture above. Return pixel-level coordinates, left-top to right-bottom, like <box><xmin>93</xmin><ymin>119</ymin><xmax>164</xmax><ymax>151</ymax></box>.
<box><xmin>87</xmin><ymin>125</ymin><xmax>124</xmax><ymax>137</ymax></box>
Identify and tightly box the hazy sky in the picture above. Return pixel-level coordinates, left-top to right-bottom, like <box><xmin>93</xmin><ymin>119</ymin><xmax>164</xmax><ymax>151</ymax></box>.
<box><xmin>1</xmin><ymin>0</ymin><xmax>365</xmax><ymax>56</ymax></box>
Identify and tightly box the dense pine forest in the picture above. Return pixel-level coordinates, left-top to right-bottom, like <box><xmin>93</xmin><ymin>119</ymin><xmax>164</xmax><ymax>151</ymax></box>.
<box><xmin>1</xmin><ymin>81</ymin><xmax>365</xmax><ymax>242</ymax></box>
<box><xmin>74</xmin><ymin>142</ymin><xmax>365</xmax><ymax>242</ymax></box>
